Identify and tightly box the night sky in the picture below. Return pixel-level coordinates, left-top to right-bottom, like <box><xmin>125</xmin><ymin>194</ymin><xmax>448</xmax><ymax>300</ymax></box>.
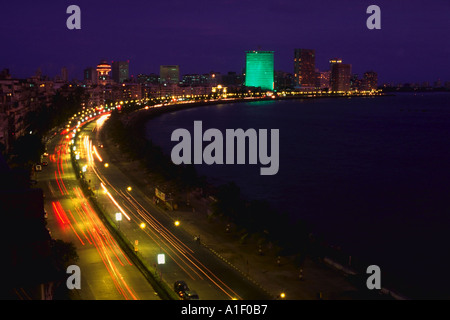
<box><xmin>1</xmin><ymin>0</ymin><xmax>449</xmax><ymax>84</ymax></box>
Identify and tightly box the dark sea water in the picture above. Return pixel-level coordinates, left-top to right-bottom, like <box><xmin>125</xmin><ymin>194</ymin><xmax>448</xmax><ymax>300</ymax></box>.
<box><xmin>145</xmin><ymin>93</ymin><xmax>450</xmax><ymax>298</ymax></box>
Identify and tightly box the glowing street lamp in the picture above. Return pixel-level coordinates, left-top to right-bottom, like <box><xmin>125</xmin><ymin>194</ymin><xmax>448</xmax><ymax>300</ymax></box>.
<box><xmin>174</xmin><ymin>220</ymin><xmax>180</xmax><ymax>227</ymax></box>
<box><xmin>140</xmin><ymin>222</ymin><xmax>146</xmax><ymax>229</ymax></box>
<box><xmin>127</xmin><ymin>186</ymin><xmax>132</xmax><ymax>192</ymax></box>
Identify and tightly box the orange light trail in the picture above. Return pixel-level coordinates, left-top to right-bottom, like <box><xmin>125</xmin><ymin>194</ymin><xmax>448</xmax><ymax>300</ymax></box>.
<box><xmin>100</xmin><ymin>183</ymin><xmax>131</xmax><ymax>221</ymax></box>
<box><xmin>93</xmin><ymin>146</ymin><xmax>103</xmax><ymax>162</ymax></box>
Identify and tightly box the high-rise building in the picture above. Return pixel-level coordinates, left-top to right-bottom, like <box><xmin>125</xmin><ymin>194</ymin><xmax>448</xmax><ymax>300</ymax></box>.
<box><xmin>61</xmin><ymin>67</ymin><xmax>68</xmax><ymax>82</ymax></box>
<box><xmin>315</xmin><ymin>70</ymin><xmax>331</xmax><ymax>90</ymax></box>
<box><xmin>294</xmin><ymin>49</ymin><xmax>315</xmax><ymax>89</ymax></box>
<box><xmin>329</xmin><ymin>59</ymin><xmax>351</xmax><ymax>92</ymax></box>
<box><xmin>112</xmin><ymin>61</ymin><xmax>129</xmax><ymax>84</ymax></box>
<box><xmin>84</xmin><ymin>67</ymin><xmax>97</xmax><ymax>83</ymax></box>
<box><xmin>96</xmin><ymin>60</ymin><xmax>111</xmax><ymax>86</ymax></box>
<box><xmin>362</xmin><ymin>71</ymin><xmax>378</xmax><ymax>91</ymax></box>
<box><xmin>245</xmin><ymin>50</ymin><xmax>274</xmax><ymax>91</ymax></box>
<box><xmin>160</xmin><ymin>65</ymin><xmax>180</xmax><ymax>84</ymax></box>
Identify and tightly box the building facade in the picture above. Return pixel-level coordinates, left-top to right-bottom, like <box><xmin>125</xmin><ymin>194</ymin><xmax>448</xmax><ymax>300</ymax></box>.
<box><xmin>245</xmin><ymin>50</ymin><xmax>274</xmax><ymax>91</ymax></box>
<box><xmin>315</xmin><ymin>70</ymin><xmax>331</xmax><ymax>90</ymax></box>
<box><xmin>329</xmin><ymin>59</ymin><xmax>351</xmax><ymax>92</ymax></box>
<box><xmin>96</xmin><ymin>60</ymin><xmax>111</xmax><ymax>86</ymax></box>
<box><xmin>112</xmin><ymin>61</ymin><xmax>129</xmax><ymax>84</ymax></box>
<box><xmin>83</xmin><ymin>67</ymin><xmax>97</xmax><ymax>84</ymax></box>
<box><xmin>294</xmin><ymin>49</ymin><xmax>316</xmax><ymax>89</ymax></box>
<box><xmin>160</xmin><ymin>65</ymin><xmax>180</xmax><ymax>84</ymax></box>
<box><xmin>362</xmin><ymin>71</ymin><xmax>378</xmax><ymax>91</ymax></box>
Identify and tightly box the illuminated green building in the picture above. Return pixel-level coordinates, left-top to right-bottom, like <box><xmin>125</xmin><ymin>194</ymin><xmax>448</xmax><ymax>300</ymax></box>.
<box><xmin>245</xmin><ymin>51</ymin><xmax>274</xmax><ymax>91</ymax></box>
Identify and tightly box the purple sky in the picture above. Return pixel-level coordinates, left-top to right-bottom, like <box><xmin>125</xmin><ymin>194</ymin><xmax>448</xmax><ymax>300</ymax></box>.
<box><xmin>1</xmin><ymin>0</ymin><xmax>449</xmax><ymax>84</ymax></box>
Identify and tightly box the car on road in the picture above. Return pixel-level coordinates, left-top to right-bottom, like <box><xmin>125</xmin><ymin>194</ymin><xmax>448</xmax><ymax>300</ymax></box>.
<box><xmin>183</xmin><ymin>290</ymin><xmax>199</xmax><ymax>300</ymax></box>
<box><xmin>174</xmin><ymin>280</ymin><xmax>189</xmax><ymax>298</ymax></box>
<box><xmin>174</xmin><ymin>281</ymin><xmax>199</xmax><ymax>300</ymax></box>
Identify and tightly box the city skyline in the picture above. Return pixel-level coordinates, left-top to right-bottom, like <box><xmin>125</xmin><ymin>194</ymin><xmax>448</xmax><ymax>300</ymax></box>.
<box><xmin>1</xmin><ymin>0</ymin><xmax>449</xmax><ymax>84</ymax></box>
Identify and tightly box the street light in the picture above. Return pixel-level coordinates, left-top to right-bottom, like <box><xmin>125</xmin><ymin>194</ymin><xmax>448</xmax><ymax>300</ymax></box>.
<box><xmin>104</xmin><ymin>163</ymin><xmax>109</xmax><ymax>168</ymax></box>
<box><xmin>140</xmin><ymin>222</ymin><xmax>146</xmax><ymax>229</ymax></box>
<box><xmin>174</xmin><ymin>220</ymin><xmax>180</xmax><ymax>227</ymax></box>
<box><xmin>127</xmin><ymin>186</ymin><xmax>132</xmax><ymax>192</ymax></box>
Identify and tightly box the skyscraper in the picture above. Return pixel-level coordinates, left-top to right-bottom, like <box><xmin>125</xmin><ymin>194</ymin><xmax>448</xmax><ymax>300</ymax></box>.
<box><xmin>112</xmin><ymin>61</ymin><xmax>129</xmax><ymax>84</ymax></box>
<box><xmin>160</xmin><ymin>65</ymin><xmax>180</xmax><ymax>84</ymax></box>
<box><xmin>329</xmin><ymin>59</ymin><xmax>351</xmax><ymax>92</ymax></box>
<box><xmin>245</xmin><ymin>51</ymin><xmax>274</xmax><ymax>91</ymax></box>
<box><xmin>294</xmin><ymin>49</ymin><xmax>315</xmax><ymax>89</ymax></box>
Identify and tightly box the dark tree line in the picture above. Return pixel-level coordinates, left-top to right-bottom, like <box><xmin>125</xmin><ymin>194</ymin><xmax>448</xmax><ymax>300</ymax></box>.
<box><xmin>105</xmin><ymin>109</ymin><xmax>203</xmax><ymax>192</ymax></box>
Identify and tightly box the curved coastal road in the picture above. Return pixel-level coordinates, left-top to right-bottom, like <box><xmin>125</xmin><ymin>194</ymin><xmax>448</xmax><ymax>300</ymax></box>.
<box><xmin>78</xmin><ymin>114</ymin><xmax>273</xmax><ymax>300</ymax></box>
